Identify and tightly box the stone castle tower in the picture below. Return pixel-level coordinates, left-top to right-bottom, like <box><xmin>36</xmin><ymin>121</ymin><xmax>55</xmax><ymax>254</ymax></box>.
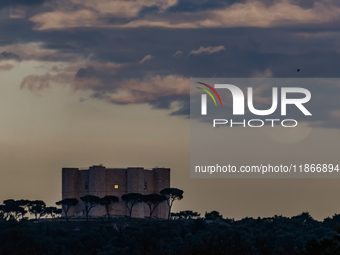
<box><xmin>62</xmin><ymin>165</ymin><xmax>170</xmax><ymax>218</ymax></box>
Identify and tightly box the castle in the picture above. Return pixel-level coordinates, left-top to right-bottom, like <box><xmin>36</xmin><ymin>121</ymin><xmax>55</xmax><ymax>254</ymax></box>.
<box><xmin>62</xmin><ymin>165</ymin><xmax>170</xmax><ymax>218</ymax></box>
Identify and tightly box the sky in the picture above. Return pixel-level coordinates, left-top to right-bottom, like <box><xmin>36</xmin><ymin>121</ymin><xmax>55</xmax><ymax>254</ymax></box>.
<box><xmin>2</xmin><ymin>0</ymin><xmax>340</xmax><ymax>220</ymax></box>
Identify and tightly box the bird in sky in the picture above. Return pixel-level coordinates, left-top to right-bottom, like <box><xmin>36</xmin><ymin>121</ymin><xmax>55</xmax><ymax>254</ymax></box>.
<box><xmin>296</xmin><ymin>69</ymin><xmax>300</xmax><ymax>72</ymax></box>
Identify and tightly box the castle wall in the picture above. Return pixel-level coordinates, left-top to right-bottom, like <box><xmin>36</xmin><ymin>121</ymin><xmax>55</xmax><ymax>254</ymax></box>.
<box><xmin>153</xmin><ymin>168</ymin><xmax>171</xmax><ymax>219</ymax></box>
<box><xmin>143</xmin><ymin>170</ymin><xmax>155</xmax><ymax>216</ymax></box>
<box><xmin>76</xmin><ymin>170</ymin><xmax>89</xmax><ymax>216</ymax></box>
<box><xmin>88</xmin><ymin>165</ymin><xmax>106</xmax><ymax>216</ymax></box>
<box><xmin>105</xmin><ymin>169</ymin><xmax>127</xmax><ymax>216</ymax></box>
<box><xmin>127</xmin><ymin>168</ymin><xmax>145</xmax><ymax>218</ymax></box>
<box><xmin>62</xmin><ymin>168</ymin><xmax>79</xmax><ymax>216</ymax></box>
<box><xmin>61</xmin><ymin>165</ymin><xmax>170</xmax><ymax>219</ymax></box>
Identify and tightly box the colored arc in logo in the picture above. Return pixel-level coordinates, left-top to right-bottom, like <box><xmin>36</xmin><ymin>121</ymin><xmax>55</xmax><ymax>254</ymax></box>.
<box><xmin>196</xmin><ymin>82</ymin><xmax>223</xmax><ymax>106</ymax></box>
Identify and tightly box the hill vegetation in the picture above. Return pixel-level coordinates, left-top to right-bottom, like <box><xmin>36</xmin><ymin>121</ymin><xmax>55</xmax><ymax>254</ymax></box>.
<box><xmin>0</xmin><ymin>212</ymin><xmax>340</xmax><ymax>254</ymax></box>
<box><xmin>1</xmin><ymin>188</ymin><xmax>340</xmax><ymax>255</ymax></box>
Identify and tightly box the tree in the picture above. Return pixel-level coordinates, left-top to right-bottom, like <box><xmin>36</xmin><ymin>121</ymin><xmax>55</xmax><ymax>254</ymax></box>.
<box><xmin>121</xmin><ymin>193</ymin><xmax>143</xmax><ymax>217</ymax></box>
<box><xmin>11</xmin><ymin>206</ymin><xmax>27</xmax><ymax>220</ymax></box>
<box><xmin>56</xmin><ymin>198</ymin><xmax>78</xmax><ymax>221</ymax></box>
<box><xmin>172</xmin><ymin>210</ymin><xmax>200</xmax><ymax>219</ymax></box>
<box><xmin>0</xmin><ymin>200</ymin><xmax>14</xmax><ymax>220</ymax></box>
<box><xmin>80</xmin><ymin>195</ymin><xmax>100</xmax><ymax>221</ymax></box>
<box><xmin>17</xmin><ymin>199</ymin><xmax>31</xmax><ymax>210</ymax></box>
<box><xmin>304</xmin><ymin>227</ymin><xmax>340</xmax><ymax>255</ymax></box>
<box><xmin>142</xmin><ymin>194</ymin><xmax>167</xmax><ymax>218</ymax></box>
<box><xmin>160</xmin><ymin>188</ymin><xmax>184</xmax><ymax>219</ymax></box>
<box><xmin>205</xmin><ymin>210</ymin><xmax>223</xmax><ymax>220</ymax></box>
<box><xmin>28</xmin><ymin>200</ymin><xmax>46</xmax><ymax>219</ymax></box>
<box><xmin>183</xmin><ymin>210</ymin><xmax>200</xmax><ymax>219</ymax></box>
<box><xmin>0</xmin><ymin>200</ymin><xmax>27</xmax><ymax>220</ymax></box>
<box><xmin>291</xmin><ymin>211</ymin><xmax>316</xmax><ymax>226</ymax></box>
<box><xmin>44</xmin><ymin>206</ymin><xmax>62</xmax><ymax>218</ymax></box>
<box><xmin>100</xmin><ymin>196</ymin><xmax>119</xmax><ymax>219</ymax></box>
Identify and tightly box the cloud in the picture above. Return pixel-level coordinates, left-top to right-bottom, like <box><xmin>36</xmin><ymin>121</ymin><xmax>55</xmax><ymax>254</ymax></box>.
<box><xmin>20</xmin><ymin>71</ymin><xmax>105</xmax><ymax>93</ymax></box>
<box><xmin>0</xmin><ymin>0</ymin><xmax>47</xmax><ymax>9</ymax></box>
<box><xmin>139</xmin><ymin>54</ymin><xmax>154</xmax><ymax>64</ymax></box>
<box><xmin>138</xmin><ymin>5</ymin><xmax>160</xmax><ymax>16</ymax></box>
<box><xmin>170</xmin><ymin>100</ymin><xmax>190</xmax><ymax>116</ymax></box>
<box><xmin>30</xmin><ymin>10</ymin><xmax>99</xmax><ymax>31</ymax></box>
<box><xmin>29</xmin><ymin>0</ymin><xmax>176</xmax><ymax>30</ymax></box>
<box><xmin>0</xmin><ymin>63</ymin><xmax>14</xmax><ymax>71</ymax></box>
<box><xmin>0</xmin><ymin>51</ymin><xmax>21</xmax><ymax>61</ymax></box>
<box><xmin>75</xmin><ymin>66</ymin><xmax>96</xmax><ymax>78</ymax></box>
<box><xmin>173</xmin><ymin>51</ymin><xmax>183</xmax><ymax>57</ymax></box>
<box><xmin>9</xmin><ymin>8</ymin><xmax>26</xmax><ymax>19</ymax></box>
<box><xmin>251</xmin><ymin>68</ymin><xmax>273</xmax><ymax>78</ymax></box>
<box><xmin>20</xmin><ymin>59</ymin><xmax>125</xmax><ymax>93</ymax></box>
<box><xmin>3</xmin><ymin>0</ymin><xmax>340</xmax><ymax>124</ymax></box>
<box><xmin>73</xmin><ymin>77</ymin><xmax>103</xmax><ymax>90</ymax></box>
<box><xmin>28</xmin><ymin>0</ymin><xmax>340</xmax><ymax>30</ymax></box>
<box><xmin>12</xmin><ymin>24</ymin><xmax>340</xmax><ymax>123</ymax></box>
<box><xmin>0</xmin><ymin>43</ymin><xmax>80</xmax><ymax>62</ymax></box>
<box><xmin>20</xmin><ymin>73</ymin><xmax>53</xmax><ymax>92</ymax></box>
<box><xmin>189</xmin><ymin>45</ymin><xmax>226</xmax><ymax>55</ymax></box>
<box><xmin>108</xmin><ymin>75</ymin><xmax>189</xmax><ymax>104</ymax></box>
<box><xmin>70</xmin><ymin>0</ymin><xmax>176</xmax><ymax>17</ymax></box>
<box><xmin>85</xmin><ymin>74</ymin><xmax>190</xmax><ymax>115</ymax></box>
<box><xmin>167</xmin><ymin>0</ymin><xmax>239</xmax><ymax>13</ymax></box>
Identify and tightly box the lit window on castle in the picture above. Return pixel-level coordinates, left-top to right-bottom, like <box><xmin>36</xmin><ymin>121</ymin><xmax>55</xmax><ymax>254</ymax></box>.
<box><xmin>114</xmin><ymin>184</ymin><xmax>119</xmax><ymax>189</ymax></box>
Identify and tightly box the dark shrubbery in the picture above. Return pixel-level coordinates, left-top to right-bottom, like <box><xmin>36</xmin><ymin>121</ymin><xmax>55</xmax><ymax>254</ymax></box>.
<box><xmin>0</xmin><ymin>214</ymin><xmax>339</xmax><ymax>255</ymax></box>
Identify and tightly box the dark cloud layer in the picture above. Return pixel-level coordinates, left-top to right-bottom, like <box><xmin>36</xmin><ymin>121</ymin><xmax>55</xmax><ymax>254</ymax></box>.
<box><xmin>165</xmin><ymin>0</ymin><xmax>324</xmax><ymax>14</ymax></box>
<box><xmin>166</xmin><ymin>0</ymin><xmax>242</xmax><ymax>13</ymax></box>
<box><xmin>289</xmin><ymin>0</ymin><xmax>323</xmax><ymax>9</ymax></box>
<box><xmin>0</xmin><ymin>51</ymin><xmax>21</xmax><ymax>61</ymax></box>
<box><xmin>0</xmin><ymin>0</ymin><xmax>47</xmax><ymax>9</ymax></box>
<box><xmin>1</xmin><ymin>1</ymin><xmax>340</xmax><ymax>126</ymax></box>
<box><xmin>8</xmin><ymin>26</ymin><xmax>340</xmax><ymax>122</ymax></box>
<box><xmin>138</xmin><ymin>5</ymin><xmax>160</xmax><ymax>16</ymax></box>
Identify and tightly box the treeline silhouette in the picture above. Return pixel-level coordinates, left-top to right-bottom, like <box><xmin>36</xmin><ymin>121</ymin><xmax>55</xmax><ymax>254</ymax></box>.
<box><xmin>1</xmin><ymin>189</ymin><xmax>340</xmax><ymax>255</ymax></box>
<box><xmin>0</xmin><ymin>210</ymin><xmax>340</xmax><ymax>254</ymax></box>
<box><xmin>0</xmin><ymin>188</ymin><xmax>184</xmax><ymax>221</ymax></box>
<box><xmin>0</xmin><ymin>199</ymin><xmax>61</xmax><ymax>220</ymax></box>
